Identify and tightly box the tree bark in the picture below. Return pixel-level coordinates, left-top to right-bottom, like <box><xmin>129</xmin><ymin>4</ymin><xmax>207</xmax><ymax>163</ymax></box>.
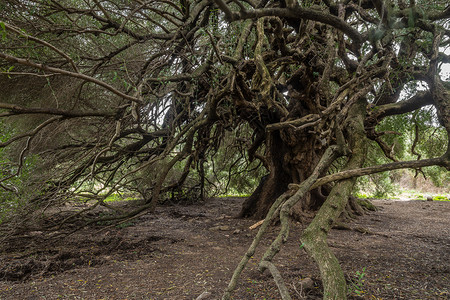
<box><xmin>239</xmin><ymin>129</ymin><xmax>327</xmax><ymax>219</ymax></box>
<box><xmin>301</xmin><ymin>98</ymin><xmax>368</xmax><ymax>300</ymax></box>
<box><xmin>239</xmin><ymin>131</ymin><xmax>292</xmax><ymax>218</ymax></box>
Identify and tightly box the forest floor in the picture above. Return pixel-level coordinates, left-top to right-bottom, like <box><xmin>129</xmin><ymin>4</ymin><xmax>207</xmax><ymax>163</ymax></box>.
<box><xmin>0</xmin><ymin>197</ymin><xmax>449</xmax><ymax>300</ymax></box>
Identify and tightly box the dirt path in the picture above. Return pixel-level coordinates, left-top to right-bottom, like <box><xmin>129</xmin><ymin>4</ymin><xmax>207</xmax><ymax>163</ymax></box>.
<box><xmin>0</xmin><ymin>198</ymin><xmax>449</xmax><ymax>299</ymax></box>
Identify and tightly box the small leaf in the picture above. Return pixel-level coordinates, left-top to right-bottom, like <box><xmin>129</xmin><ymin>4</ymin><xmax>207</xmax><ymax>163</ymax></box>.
<box><xmin>0</xmin><ymin>22</ymin><xmax>6</xmax><ymax>40</ymax></box>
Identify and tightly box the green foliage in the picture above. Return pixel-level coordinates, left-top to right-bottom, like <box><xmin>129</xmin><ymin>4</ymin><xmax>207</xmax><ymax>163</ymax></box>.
<box><xmin>217</xmin><ymin>193</ymin><xmax>250</xmax><ymax>198</ymax></box>
<box><xmin>433</xmin><ymin>195</ymin><xmax>449</xmax><ymax>201</ymax></box>
<box><xmin>115</xmin><ymin>221</ymin><xmax>135</xmax><ymax>229</ymax></box>
<box><xmin>0</xmin><ymin>21</ymin><xmax>6</xmax><ymax>40</ymax></box>
<box><xmin>355</xmin><ymin>145</ymin><xmax>397</xmax><ymax>198</ymax></box>
<box><xmin>206</xmin><ymin>127</ymin><xmax>266</xmax><ymax>196</ymax></box>
<box><xmin>0</xmin><ymin>122</ymin><xmax>43</xmax><ymax>224</ymax></box>
<box><xmin>355</xmin><ymin>105</ymin><xmax>448</xmax><ymax>198</ymax></box>
<box><xmin>374</xmin><ymin>175</ymin><xmax>396</xmax><ymax>198</ymax></box>
<box><xmin>355</xmin><ymin>192</ymin><xmax>370</xmax><ymax>198</ymax></box>
<box><xmin>0</xmin><ymin>157</ymin><xmax>41</xmax><ymax>224</ymax></box>
<box><xmin>348</xmin><ymin>267</ymin><xmax>366</xmax><ymax>297</ymax></box>
<box><xmin>103</xmin><ymin>194</ymin><xmax>138</xmax><ymax>202</ymax></box>
<box><xmin>0</xmin><ymin>65</ymin><xmax>14</xmax><ymax>78</ymax></box>
<box><xmin>422</xmin><ymin>166</ymin><xmax>450</xmax><ymax>188</ymax></box>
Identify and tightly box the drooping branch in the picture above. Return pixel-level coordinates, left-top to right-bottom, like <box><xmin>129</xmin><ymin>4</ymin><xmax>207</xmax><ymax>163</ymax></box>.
<box><xmin>0</xmin><ymin>116</ymin><xmax>63</xmax><ymax>148</ymax></box>
<box><xmin>0</xmin><ymin>53</ymin><xmax>142</xmax><ymax>103</ymax></box>
<box><xmin>252</xmin><ymin>145</ymin><xmax>346</xmax><ymax>299</ymax></box>
<box><xmin>2</xmin><ymin>21</ymin><xmax>79</xmax><ymax>72</ymax></box>
<box><xmin>0</xmin><ymin>102</ymin><xmax>116</xmax><ymax>118</ymax></box>
<box><xmin>258</xmin><ymin>261</ymin><xmax>292</xmax><ymax>300</ymax></box>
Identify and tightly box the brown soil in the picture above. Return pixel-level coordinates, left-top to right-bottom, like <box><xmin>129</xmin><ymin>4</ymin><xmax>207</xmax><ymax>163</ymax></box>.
<box><xmin>0</xmin><ymin>197</ymin><xmax>449</xmax><ymax>300</ymax></box>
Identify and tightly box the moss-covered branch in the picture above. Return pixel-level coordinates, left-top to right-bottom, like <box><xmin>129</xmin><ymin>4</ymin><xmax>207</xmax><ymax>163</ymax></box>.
<box><xmin>301</xmin><ymin>98</ymin><xmax>368</xmax><ymax>300</ymax></box>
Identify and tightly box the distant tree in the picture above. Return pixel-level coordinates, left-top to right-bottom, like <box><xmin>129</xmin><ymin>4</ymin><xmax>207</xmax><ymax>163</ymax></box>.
<box><xmin>1</xmin><ymin>0</ymin><xmax>449</xmax><ymax>299</ymax></box>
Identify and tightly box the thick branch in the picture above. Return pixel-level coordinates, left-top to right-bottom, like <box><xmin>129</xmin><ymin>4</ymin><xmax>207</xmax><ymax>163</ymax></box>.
<box><xmin>213</xmin><ymin>3</ymin><xmax>364</xmax><ymax>43</ymax></box>
<box><xmin>371</xmin><ymin>91</ymin><xmax>434</xmax><ymax>119</ymax></box>
<box><xmin>0</xmin><ymin>102</ymin><xmax>115</xmax><ymax>118</ymax></box>
<box><xmin>266</xmin><ymin>114</ymin><xmax>320</xmax><ymax>132</ymax></box>
<box><xmin>311</xmin><ymin>156</ymin><xmax>448</xmax><ymax>190</ymax></box>
<box><xmin>244</xmin><ymin>7</ymin><xmax>364</xmax><ymax>43</ymax></box>
<box><xmin>300</xmin><ymin>97</ymin><xmax>368</xmax><ymax>300</ymax></box>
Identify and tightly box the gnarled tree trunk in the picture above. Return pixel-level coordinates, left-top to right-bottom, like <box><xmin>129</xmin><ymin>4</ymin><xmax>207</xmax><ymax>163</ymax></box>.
<box><xmin>238</xmin><ymin>99</ymin><xmax>330</xmax><ymax>218</ymax></box>
<box><xmin>239</xmin><ymin>128</ymin><xmax>335</xmax><ymax>219</ymax></box>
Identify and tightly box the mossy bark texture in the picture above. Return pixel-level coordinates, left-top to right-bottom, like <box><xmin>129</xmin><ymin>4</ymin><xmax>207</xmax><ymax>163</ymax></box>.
<box><xmin>301</xmin><ymin>98</ymin><xmax>368</xmax><ymax>300</ymax></box>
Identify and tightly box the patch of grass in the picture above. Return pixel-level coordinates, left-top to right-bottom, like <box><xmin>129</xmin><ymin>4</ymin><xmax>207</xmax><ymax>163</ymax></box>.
<box><xmin>433</xmin><ymin>195</ymin><xmax>449</xmax><ymax>201</ymax></box>
<box><xmin>394</xmin><ymin>189</ymin><xmax>449</xmax><ymax>201</ymax></box>
<box><xmin>104</xmin><ymin>194</ymin><xmax>121</xmax><ymax>202</ymax></box>
<box><xmin>217</xmin><ymin>194</ymin><xmax>250</xmax><ymax>198</ymax></box>
<box><xmin>95</xmin><ymin>212</ymin><xmax>114</xmax><ymax>226</ymax></box>
<box><xmin>115</xmin><ymin>221</ymin><xmax>135</xmax><ymax>229</ymax></box>
<box><xmin>355</xmin><ymin>192</ymin><xmax>370</xmax><ymax>198</ymax></box>
<box><xmin>104</xmin><ymin>194</ymin><xmax>139</xmax><ymax>202</ymax></box>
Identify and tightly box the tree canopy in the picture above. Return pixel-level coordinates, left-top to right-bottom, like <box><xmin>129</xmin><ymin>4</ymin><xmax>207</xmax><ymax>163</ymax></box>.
<box><xmin>1</xmin><ymin>0</ymin><xmax>449</xmax><ymax>299</ymax></box>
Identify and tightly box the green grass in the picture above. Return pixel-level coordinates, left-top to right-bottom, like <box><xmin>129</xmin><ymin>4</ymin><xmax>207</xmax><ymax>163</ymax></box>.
<box><xmin>104</xmin><ymin>193</ymin><xmax>140</xmax><ymax>202</ymax></box>
<box><xmin>356</xmin><ymin>189</ymin><xmax>449</xmax><ymax>201</ymax></box>
<box><xmin>217</xmin><ymin>193</ymin><xmax>250</xmax><ymax>198</ymax></box>
<box><xmin>397</xmin><ymin>190</ymin><xmax>449</xmax><ymax>201</ymax></box>
<box><xmin>433</xmin><ymin>195</ymin><xmax>450</xmax><ymax>201</ymax></box>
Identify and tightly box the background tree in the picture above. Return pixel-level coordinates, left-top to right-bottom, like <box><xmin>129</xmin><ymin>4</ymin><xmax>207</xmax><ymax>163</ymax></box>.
<box><xmin>1</xmin><ymin>0</ymin><xmax>449</xmax><ymax>299</ymax></box>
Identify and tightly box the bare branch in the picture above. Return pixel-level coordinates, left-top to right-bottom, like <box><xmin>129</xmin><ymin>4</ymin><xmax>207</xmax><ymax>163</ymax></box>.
<box><xmin>0</xmin><ymin>53</ymin><xmax>141</xmax><ymax>103</ymax></box>
<box><xmin>311</xmin><ymin>156</ymin><xmax>448</xmax><ymax>190</ymax></box>
<box><xmin>2</xmin><ymin>22</ymin><xmax>79</xmax><ymax>72</ymax></box>
<box><xmin>0</xmin><ymin>102</ymin><xmax>115</xmax><ymax>118</ymax></box>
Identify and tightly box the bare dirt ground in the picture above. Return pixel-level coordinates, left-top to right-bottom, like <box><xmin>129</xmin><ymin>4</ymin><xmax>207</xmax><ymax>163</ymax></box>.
<box><xmin>0</xmin><ymin>197</ymin><xmax>449</xmax><ymax>300</ymax></box>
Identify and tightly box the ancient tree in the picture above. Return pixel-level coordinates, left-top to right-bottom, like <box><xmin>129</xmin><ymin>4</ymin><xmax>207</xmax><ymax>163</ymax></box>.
<box><xmin>1</xmin><ymin>0</ymin><xmax>449</xmax><ymax>299</ymax></box>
